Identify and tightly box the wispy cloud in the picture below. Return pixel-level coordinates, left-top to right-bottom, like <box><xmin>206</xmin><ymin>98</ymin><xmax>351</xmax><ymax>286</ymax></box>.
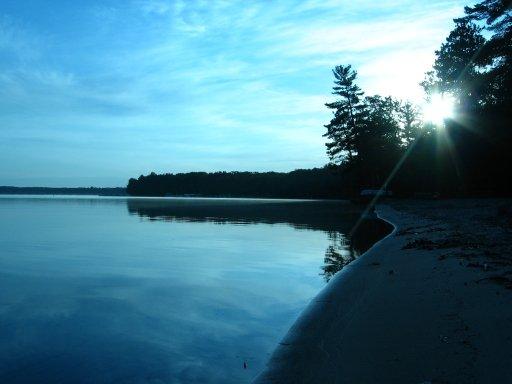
<box><xmin>0</xmin><ymin>0</ymin><xmax>468</xmax><ymax>186</ymax></box>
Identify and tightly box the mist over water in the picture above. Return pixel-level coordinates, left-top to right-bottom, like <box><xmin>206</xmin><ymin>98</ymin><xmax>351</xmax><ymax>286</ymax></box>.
<box><xmin>0</xmin><ymin>196</ymin><xmax>390</xmax><ymax>383</ymax></box>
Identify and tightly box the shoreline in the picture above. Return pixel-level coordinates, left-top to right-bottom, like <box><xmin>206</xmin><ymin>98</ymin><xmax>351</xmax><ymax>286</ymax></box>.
<box><xmin>254</xmin><ymin>199</ymin><xmax>512</xmax><ymax>383</ymax></box>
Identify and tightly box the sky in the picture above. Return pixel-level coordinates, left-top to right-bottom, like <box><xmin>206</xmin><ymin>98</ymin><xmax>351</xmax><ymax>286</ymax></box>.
<box><xmin>0</xmin><ymin>0</ymin><xmax>470</xmax><ymax>187</ymax></box>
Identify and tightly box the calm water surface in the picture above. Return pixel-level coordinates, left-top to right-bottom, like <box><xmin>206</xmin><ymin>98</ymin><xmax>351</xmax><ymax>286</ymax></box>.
<box><xmin>0</xmin><ymin>196</ymin><xmax>388</xmax><ymax>383</ymax></box>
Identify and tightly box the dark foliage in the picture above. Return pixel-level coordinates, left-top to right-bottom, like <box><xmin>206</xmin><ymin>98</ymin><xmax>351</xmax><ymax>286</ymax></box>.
<box><xmin>419</xmin><ymin>2</ymin><xmax>512</xmax><ymax>195</ymax></box>
<box><xmin>323</xmin><ymin>66</ymin><xmax>422</xmax><ymax>192</ymax></box>
<box><xmin>127</xmin><ymin>168</ymin><xmax>350</xmax><ymax>198</ymax></box>
<box><xmin>128</xmin><ymin>1</ymin><xmax>510</xmax><ymax>199</ymax></box>
<box><xmin>324</xmin><ymin>2</ymin><xmax>512</xmax><ymax>197</ymax></box>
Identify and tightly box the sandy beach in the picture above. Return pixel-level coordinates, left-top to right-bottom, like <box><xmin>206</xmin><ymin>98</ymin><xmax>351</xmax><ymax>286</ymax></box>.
<box><xmin>254</xmin><ymin>199</ymin><xmax>512</xmax><ymax>383</ymax></box>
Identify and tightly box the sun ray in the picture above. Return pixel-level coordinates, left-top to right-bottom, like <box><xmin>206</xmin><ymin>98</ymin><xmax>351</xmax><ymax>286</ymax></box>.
<box><xmin>423</xmin><ymin>93</ymin><xmax>455</xmax><ymax>126</ymax></box>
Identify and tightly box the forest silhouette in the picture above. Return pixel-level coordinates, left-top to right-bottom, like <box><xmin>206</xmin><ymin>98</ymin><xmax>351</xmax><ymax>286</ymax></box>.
<box><xmin>128</xmin><ymin>1</ymin><xmax>511</xmax><ymax>199</ymax></box>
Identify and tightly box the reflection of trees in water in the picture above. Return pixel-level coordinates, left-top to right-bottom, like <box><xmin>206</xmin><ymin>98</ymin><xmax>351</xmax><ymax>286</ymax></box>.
<box><xmin>321</xmin><ymin>219</ymin><xmax>393</xmax><ymax>282</ymax></box>
<box><xmin>126</xmin><ymin>199</ymin><xmax>392</xmax><ymax>283</ymax></box>
<box><xmin>321</xmin><ymin>231</ymin><xmax>357</xmax><ymax>282</ymax></box>
<box><xmin>126</xmin><ymin>199</ymin><xmax>361</xmax><ymax>233</ymax></box>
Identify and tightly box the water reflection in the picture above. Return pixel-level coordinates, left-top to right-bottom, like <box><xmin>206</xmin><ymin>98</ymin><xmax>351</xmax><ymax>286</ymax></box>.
<box><xmin>127</xmin><ymin>198</ymin><xmax>392</xmax><ymax>280</ymax></box>
<box><xmin>126</xmin><ymin>198</ymin><xmax>360</xmax><ymax>231</ymax></box>
<box><xmin>321</xmin><ymin>232</ymin><xmax>355</xmax><ymax>282</ymax></box>
<box><xmin>0</xmin><ymin>197</ymin><xmax>391</xmax><ymax>384</ymax></box>
<box><xmin>320</xmin><ymin>217</ymin><xmax>392</xmax><ymax>282</ymax></box>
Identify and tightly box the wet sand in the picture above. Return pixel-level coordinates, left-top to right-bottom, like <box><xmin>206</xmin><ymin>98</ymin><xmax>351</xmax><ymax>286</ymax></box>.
<box><xmin>254</xmin><ymin>199</ymin><xmax>512</xmax><ymax>383</ymax></box>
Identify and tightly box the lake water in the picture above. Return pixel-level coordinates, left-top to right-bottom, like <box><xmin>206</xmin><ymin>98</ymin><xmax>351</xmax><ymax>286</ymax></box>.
<box><xmin>0</xmin><ymin>196</ymin><xmax>390</xmax><ymax>383</ymax></box>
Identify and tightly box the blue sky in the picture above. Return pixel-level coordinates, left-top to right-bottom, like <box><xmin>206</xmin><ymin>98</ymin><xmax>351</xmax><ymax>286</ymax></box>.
<box><xmin>0</xmin><ymin>0</ymin><xmax>469</xmax><ymax>187</ymax></box>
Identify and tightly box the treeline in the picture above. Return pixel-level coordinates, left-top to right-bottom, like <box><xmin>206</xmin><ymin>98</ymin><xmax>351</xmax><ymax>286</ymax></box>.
<box><xmin>126</xmin><ymin>168</ymin><xmax>349</xmax><ymax>198</ymax></box>
<box><xmin>128</xmin><ymin>1</ymin><xmax>510</xmax><ymax>199</ymax></box>
<box><xmin>0</xmin><ymin>186</ymin><xmax>127</xmax><ymax>196</ymax></box>
<box><xmin>324</xmin><ymin>0</ymin><xmax>512</xmax><ymax>196</ymax></box>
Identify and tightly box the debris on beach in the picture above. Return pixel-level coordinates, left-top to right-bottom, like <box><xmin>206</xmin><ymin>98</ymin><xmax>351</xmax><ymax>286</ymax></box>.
<box><xmin>402</xmin><ymin>238</ymin><xmax>436</xmax><ymax>250</ymax></box>
<box><xmin>476</xmin><ymin>274</ymin><xmax>512</xmax><ymax>289</ymax></box>
<box><xmin>402</xmin><ymin>236</ymin><xmax>480</xmax><ymax>251</ymax></box>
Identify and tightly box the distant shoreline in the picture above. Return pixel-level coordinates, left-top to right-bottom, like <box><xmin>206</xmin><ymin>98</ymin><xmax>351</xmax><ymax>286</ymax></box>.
<box><xmin>0</xmin><ymin>186</ymin><xmax>350</xmax><ymax>200</ymax></box>
<box><xmin>0</xmin><ymin>186</ymin><xmax>127</xmax><ymax>196</ymax></box>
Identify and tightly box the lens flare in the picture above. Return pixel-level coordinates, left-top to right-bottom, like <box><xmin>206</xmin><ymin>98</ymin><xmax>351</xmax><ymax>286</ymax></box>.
<box><xmin>423</xmin><ymin>93</ymin><xmax>455</xmax><ymax>126</ymax></box>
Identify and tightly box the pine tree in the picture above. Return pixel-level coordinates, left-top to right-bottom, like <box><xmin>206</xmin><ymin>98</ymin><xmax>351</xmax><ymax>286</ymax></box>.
<box><xmin>462</xmin><ymin>0</ymin><xmax>512</xmax><ymax>105</ymax></box>
<box><xmin>421</xmin><ymin>20</ymin><xmax>486</xmax><ymax>110</ymax></box>
<box><xmin>323</xmin><ymin>65</ymin><xmax>365</xmax><ymax>165</ymax></box>
<box><xmin>400</xmin><ymin>102</ymin><xmax>423</xmax><ymax>145</ymax></box>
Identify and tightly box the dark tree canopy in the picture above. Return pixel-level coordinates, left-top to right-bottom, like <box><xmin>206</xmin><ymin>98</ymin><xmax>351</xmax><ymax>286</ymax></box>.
<box><xmin>400</xmin><ymin>102</ymin><xmax>422</xmax><ymax>145</ymax></box>
<box><xmin>128</xmin><ymin>1</ymin><xmax>511</xmax><ymax>199</ymax></box>
<box><xmin>127</xmin><ymin>168</ymin><xmax>351</xmax><ymax>199</ymax></box>
<box><xmin>324</xmin><ymin>65</ymin><xmax>365</xmax><ymax>163</ymax></box>
<box><xmin>459</xmin><ymin>0</ymin><xmax>512</xmax><ymax>105</ymax></box>
<box><xmin>422</xmin><ymin>20</ymin><xmax>486</xmax><ymax>111</ymax></box>
<box><xmin>321</xmin><ymin>0</ymin><xmax>511</xmax><ymax>197</ymax></box>
<box><xmin>319</xmin><ymin>1</ymin><xmax>512</xmax><ymax>197</ymax></box>
<box><xmin>323</xmin><ymin>67</ymin><xmax>423</xmax><ymax>190</ymax></box>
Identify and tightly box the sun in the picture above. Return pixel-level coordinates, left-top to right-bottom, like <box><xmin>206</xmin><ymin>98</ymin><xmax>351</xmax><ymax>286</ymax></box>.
<box><xmin>423</xmin><ymin>93</ymin><xmax>456</xmax><ymax>126</ymax></box>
